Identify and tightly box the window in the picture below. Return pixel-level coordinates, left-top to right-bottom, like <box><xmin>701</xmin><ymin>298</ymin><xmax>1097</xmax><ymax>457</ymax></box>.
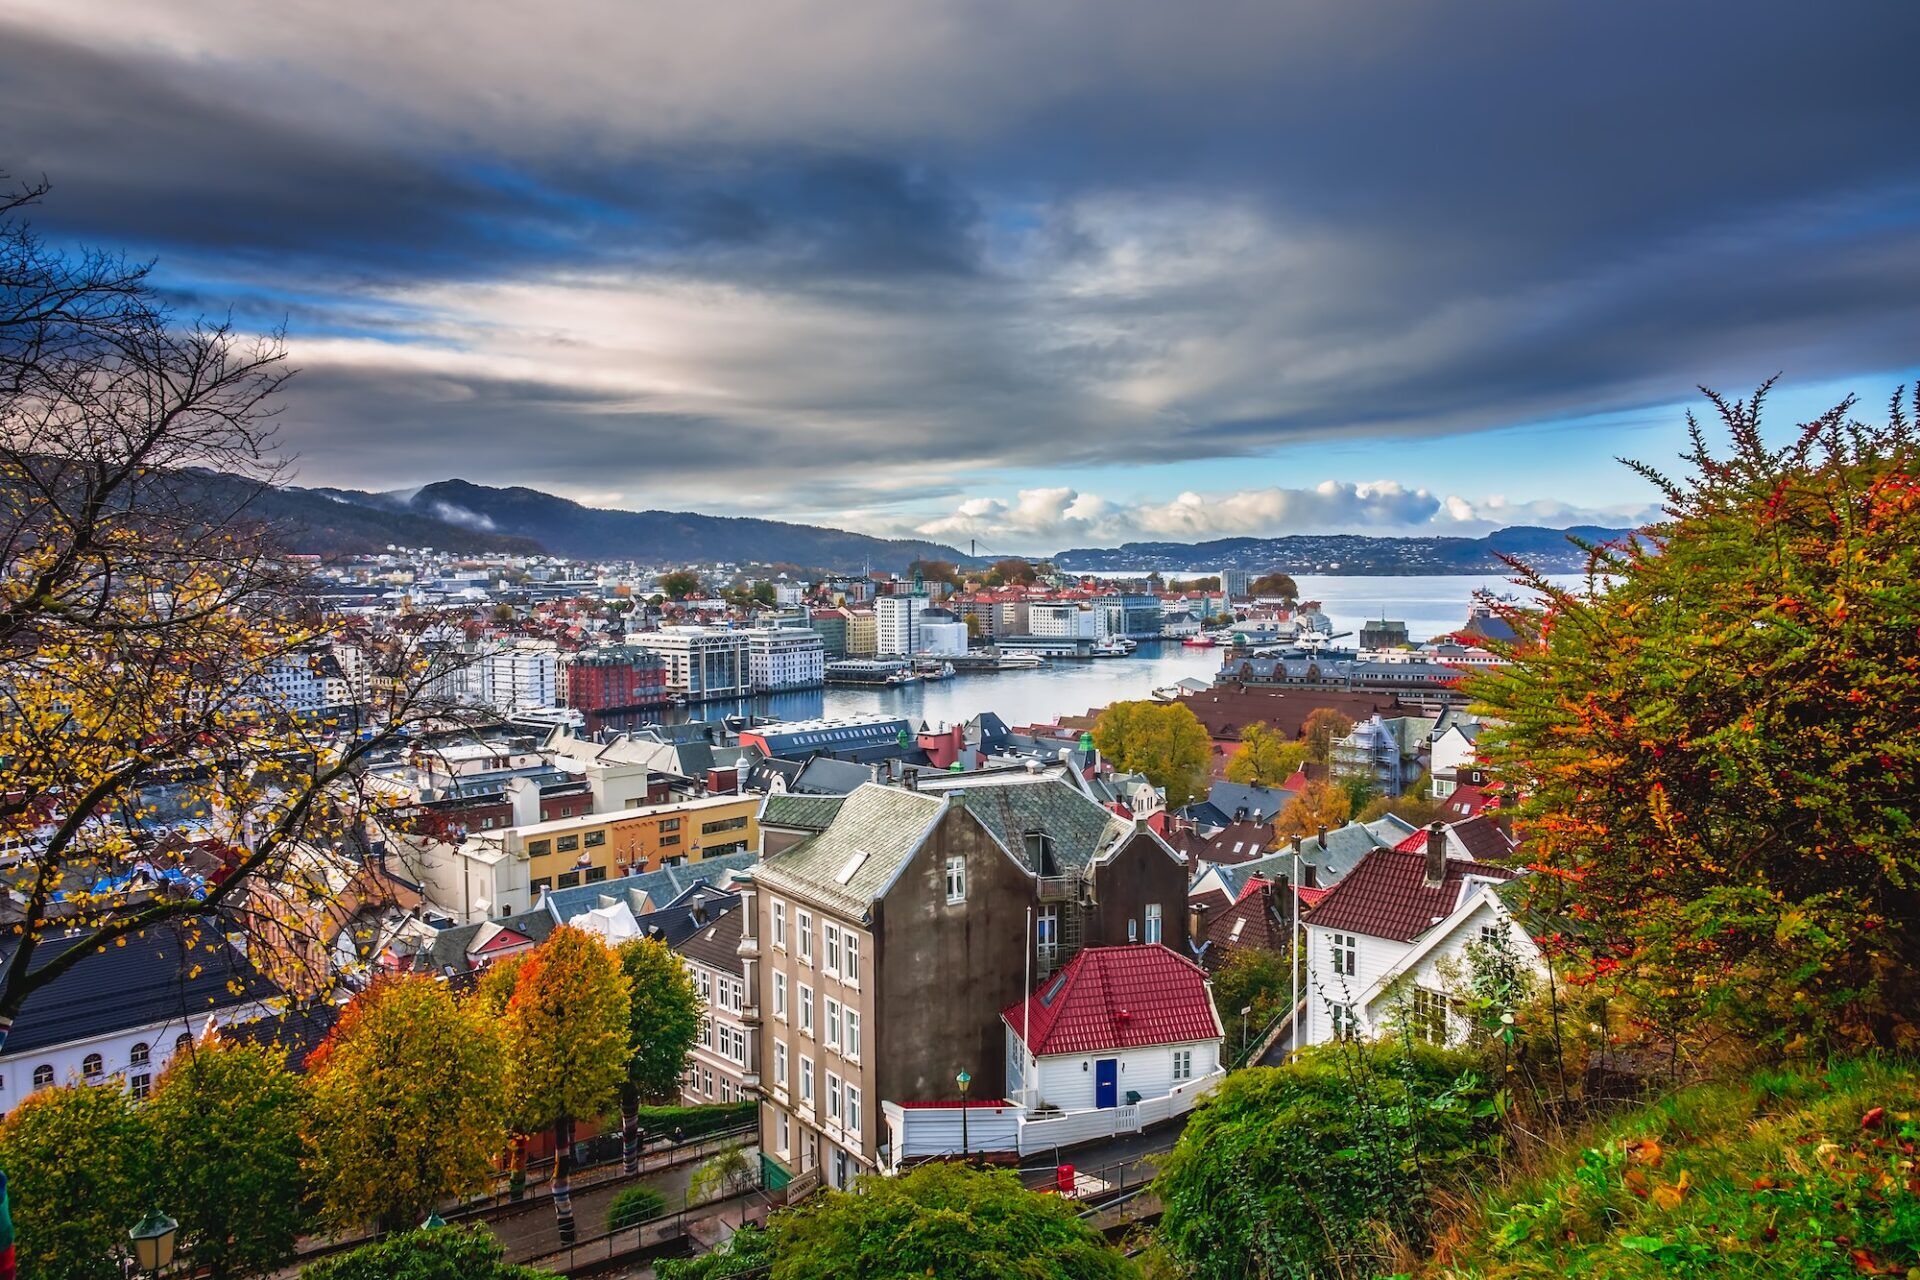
<box><xmin>31</xmin><ymin>1064</ymin><xmax>52</xmax><ymax>1090</ymax></box>
<box><xmin>176</xmin><ymin>1032</ymin><xmax>193</xmax><ymax>1053</ymax></box>
<box><xmin>945</xmin><ymin>855</ymin><xmax>967</xmax><ymax>904</ymax></box>
<box><xmin>530</xmin><ymin>876</ymin><xmax>553</xmax><ymax>893</ymax></box>
<box><xmin>586</xmin><ymin>866</ymin><xmax>607</xmax><ymax>883</ymax></box>
<box><xmin>528</xmin><ymin>839</ymin><xmax>552</xmax><ymax>856</ymax></box>
<box><xmin>702</xmin><ymin>816</ymin><xmax>749</xmax><ymax>835</ymax></box>
<box><xmin>700</xmin><ymin>1016</ymin><xmax>713</xmax><ymax>1049</ymax></box>
<box><xmin>585</xmin><ymin>829</ymin><xmax>606</xmax><ymax>847</ymax></box>
<box><xmin>558</xmin><ymin>870</ymin><xmax>581</xmax><ymax>888</ymax></box>
<box><xmin>660</xmin><ymin>834</ymin><xmax>681</xmax><ymax>847</ymax></box>
<box><xmin>1172</xmin><ymin>1048</ymin><xmax>1194</xmax><ymax>1081</ymax></box>
<box><xmin>777</xmin><ymin>1113</ymin><xmax>791</xmax><ymax>1157</ymax></box>
<box><xmin>797</xmin><ymin>911</ymin><xmax>813</xmax><ymax>962</ymax></box>
<box><xmin>703</xmin><ymin>1068</ymin><xmax>714</xmax><ymax>1097</ymax></box>
<box><xmin>825</xmin><ymin>997</ymin><xmax>840</xmax><ymax>1050</ymax></box>
<box><xmin>800</xmin><ymin>1056</ymin><xmax>814</xmax><ymax>1106</ymax></box>
<box><xmin>775</xmin><ymin>1040</ymin><xmax>789</xmax><ymax>1089</ymax></box>
<box><xmin>1410</xmin><ymin>988</ymin><xmax>1449</xmax><ymax>1046</ymax></box>
<box><xmin>846</xmin><ymin>1084</ymin><xmax>861</xmax><ymax>1133</ymax></box>
<box><xmin>827</xmin><ymin>1072</ymin><xmax>842</xmax><ymax>1122</ymax></box>
<box><xmin>1127</xmin><ymin>916</ymin><xmax>1138</xmax><ymax>943</ymax></box>
<box><xmin>1145</xmin><ymin>902</ymin><xmax>1163</xmax><ymax>944</ymax></box>
<box><xmin>799</xmin><ymin>985</ymin><xmax>814</xmax><ymax>1035</ymax></box>
<box><xmin>1330</xmin><ymin>932</ymin><xmax>1357</xmax><ymax>978</ymax></box>
<box><xmin>1478</xmin><ymin>923</ymin><xmax>1502</xmax><ymax>947</ymax></box>
<box><xmin>1037</xmin><ymin>906</ymin><xmax>1059</xmax><ymax>963</ymax></box>
<box><xmin>130</xmin><ymin>1042</ymin><xmax>150</xmax><ymax>1068</ymax></box>
<box><xmin>82</xmin><ymin>1053</ymin><xmax>103</xmax><ymax>1079</ymax></box>
<box><xmin>660</xmin><ymin>818</ymin><xmax>681</xmax><ymax>833</ymax></box>
<box><xmin>843</xmin><ymin>1008</ymin><xmax>861</xmax><ymax>1059</ymax></box>
<box><xmin>1329</xmin><ymin>1003</ymin><xmax>1357</xmax><ymax>1041</ymax></box>
<box><xmin>556</xmin><ymin>834</ymin><xmax>579</xmax><ymax>853</ymax></box>
<box><xmin>130</xmin><ymin>1072</ymin><xmax>151</xmax><ymax>1101</ymax></box>
<box><xmin>773</xmin><ymin>972</ymin><xmax>788</xmax><ymax>1020</ymax></box>
<box><xmin>560</xmin><ymin>805</ymin><xmax>573</xmax><ymax>818</ymax></box>
<box><xmin>772</xmin><ymin>900</ymin><xmax>787</xmax><ymax>949</ymax></box>
<box><xmin>844</xmin><ymin>933</ymin><xmax>861</xmax><ymax>984</ymax></box>
<box><xmin>824</xmin><ymin>924</ymin><xmax>841</xmax><ymax>974</ymax></box>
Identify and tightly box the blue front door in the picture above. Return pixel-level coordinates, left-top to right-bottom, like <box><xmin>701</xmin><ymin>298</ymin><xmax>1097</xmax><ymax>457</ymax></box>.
<box><xmin>1095</xmin><ymin>1059</ymin><xmax>1118</xmax><ymax>1109</ymax></box>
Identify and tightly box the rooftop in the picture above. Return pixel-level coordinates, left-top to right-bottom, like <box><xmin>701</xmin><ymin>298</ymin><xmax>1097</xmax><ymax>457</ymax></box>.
<box><xmin>1003</xmin><ymin>945</ymin><xmax>1222</xmax><ymax>1056</ymax></box>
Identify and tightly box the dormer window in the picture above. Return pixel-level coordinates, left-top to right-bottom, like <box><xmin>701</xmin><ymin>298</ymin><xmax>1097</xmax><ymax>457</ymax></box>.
<box><xmin>1024</xmin><ymin>831</ymin><xmax>1059</xmax><ymax>877</ymax></box>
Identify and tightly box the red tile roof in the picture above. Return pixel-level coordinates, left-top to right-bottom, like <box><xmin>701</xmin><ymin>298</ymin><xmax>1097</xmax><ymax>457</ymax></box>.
<box><xmin>1003</xmin><ymin>945</ymin><xmax>1222</xmax><ymax>1056</ymax></box>
<box><xmin>1392</xmin><ymin>828</ymin><xmax>1430</xmax><ymax>853</ymax></box>
<box><xmin>1303</xmin><ymin>849</ymin><xmax>1517</xmax><ymax>943</ymax></box>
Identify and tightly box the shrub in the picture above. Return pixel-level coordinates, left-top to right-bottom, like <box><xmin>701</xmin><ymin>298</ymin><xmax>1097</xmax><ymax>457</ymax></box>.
<box><xmin>1155</xmin><ymin>1041</ymin><xmax>1498</xmax><ymax>1280</ymax></box>
<box><xmin>606</xmin><ymin>1185</ymin><xmax>668</xmax><ymax>1232</ymax></box>
<box><xmin>301</xmin><ymin>1225</ymin><xmax>556</xmax><ymax>1279</ymax></box>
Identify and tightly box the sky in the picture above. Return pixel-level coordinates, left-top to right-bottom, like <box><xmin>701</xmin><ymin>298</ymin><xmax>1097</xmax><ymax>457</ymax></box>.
<box><xmin>6</xmin><ymin>1</ymin><xmax>1918</xmax><ymax>555</ymax></box>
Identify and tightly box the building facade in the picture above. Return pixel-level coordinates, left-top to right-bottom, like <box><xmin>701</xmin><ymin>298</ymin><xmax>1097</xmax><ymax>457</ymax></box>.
<box><xmin>745</xmin><ymin>628</ymin><xmax>827</xmax><ymax>691</ymax></box>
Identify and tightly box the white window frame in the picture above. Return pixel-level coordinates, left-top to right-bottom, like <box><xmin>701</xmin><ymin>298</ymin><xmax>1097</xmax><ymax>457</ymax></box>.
<box><xmin>799</xmin><ymin>984</ymin><xmax>814</xmax><ymax>1035</ymax></box>
<box><xmin>1172</xmin><ymin>1048</ymin><xmax>1193</xmax><ymax>1081</ymax></box>
<box><xmin>825</xmin><ymin>997</ymin><xmax>840</xmax><ymax>1050</ymax></box>
<box><xmin>1330</xmin><ymin>932</ymin><xmax>1357</xmax><ymax>977</ymax></box>
<box><xmin>773</xmin><ymin>971</ymin><xmax>788</xmax><ymax>1021</ymax></box>
<box><xmin>827</xmin><ymin>1071</ymin><xmax>842</xmax><ymax>1123</ymax></box>
<box><xmin>774</xmin><ymin>1039</ymin><xmax>789</xmax><ymax>1090</ymax></box>
<box><xmin>771</xmin><ymin>899</ymin><xmax>787</xmax><ymax>950</ymax></box>
<box><xmin>843</xmin><ymin>1008</ymin><xmax>861</xmax><ymax>1061</ymax></box>
<box><xmin>797</xmin><ymin>910</ymin><xmax>813</xmax><ymax>962</ymax></box>
<box><xmin>844</xmin><ymin>933</ymin><xmax>861</xmax><ymax>986</ymax></box>
<box><xmin>945</xmin><ymin>855</ymin><xmax>967</xmax><ymax>904</ymax></box>
<box><xmin>1145</xmin><ymin>902</ymin><xmax>1163</xmax><ymax>944</ymax></box>
<box><xmin>800</xmin><ymin>1055</ymin><xmax>814</xmax><ymax>1106</ymax></box>
<box><xmin>824</xmin><ymin>923</ymin><xmax>841</xmax><ymax>975</ymax></box>
<box><xmin>777</xmin><ymin>1112</ymin><xmax>791</xmax><ymax>1157</ymax></box>
<box><xmin>845</xmin><ymin>1083</ymin><xmax>862</xmax><ymax>1134</ymax></box>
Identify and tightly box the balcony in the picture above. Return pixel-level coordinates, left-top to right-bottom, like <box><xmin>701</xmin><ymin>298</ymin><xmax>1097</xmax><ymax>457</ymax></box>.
<box><xmin>1035</xmin><ymin>876</ymin><xmax>1077</xmax><ymax>901</ymax></box>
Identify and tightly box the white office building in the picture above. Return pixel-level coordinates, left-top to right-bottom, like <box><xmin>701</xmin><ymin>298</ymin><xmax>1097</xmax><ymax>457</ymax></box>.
<box><xmin>630</xmin><ymin>628</ymin><xmax>751</xmax><ymax>701</ymax></box>
<box><xmin>1027</xmin><ymin>602</ymin><xmax>1108</xmax><ymax>642</ymax></box>
<box><xmin>745</xmin><ymin>628</ymin><xmax>827</xmax><ymax>691</ymax></box>
<box><xmin>480</xmin><ymin>642</ymin><xmax>560</xmax><ymax>713</ymax></box>
<box><xmin>875</xmin><ymin>592</ymin><xmax>931</xmax><ymax>657</ymax></box>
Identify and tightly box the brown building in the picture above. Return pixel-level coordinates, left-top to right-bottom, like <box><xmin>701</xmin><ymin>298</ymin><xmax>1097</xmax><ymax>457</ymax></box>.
<box><xmin>740</xmin><ymin>775</ymin><xmax>1189</xmax><ymax>1191</ymax></box>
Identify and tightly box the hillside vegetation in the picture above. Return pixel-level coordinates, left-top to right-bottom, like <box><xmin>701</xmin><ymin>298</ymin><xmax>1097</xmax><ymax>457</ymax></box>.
<box><xmin>1426</xmin><ymin>1058</ymin><xmax>1920</xmax><ymax>1280</ymax></box>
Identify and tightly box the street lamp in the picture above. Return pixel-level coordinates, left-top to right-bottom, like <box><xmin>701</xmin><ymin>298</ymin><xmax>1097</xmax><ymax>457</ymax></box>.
<box><xmin>1240</xmin><ymin>1005</ymin><xmax>1253</xmax><ymax>1056</ymax></box>
<box><xmin>128</xmin><ymin>1208</ymin><xmax>178</xmax><ymax>1277</ymax></box>
<box><xmin>956</xmin><ymin>1069</ymin><xmax>972</xmax><ymax>1161</ymax></box>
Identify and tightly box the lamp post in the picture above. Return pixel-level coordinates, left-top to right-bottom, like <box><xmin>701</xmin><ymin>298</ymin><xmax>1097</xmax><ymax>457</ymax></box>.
<box><xmin>1240</xmin><ymin>1005</ymin><xmax>1253</xmax><ymax>1057</ymax></box>
<box><xmin>128</xmin><ymin>1209</ymin><xmax>177</xmax><ymax>1278</ymax></box>
<box><xmin>956</xmin><ymin>1069</ymin><xmax>972</xmax><ymax>1161</ymax></box>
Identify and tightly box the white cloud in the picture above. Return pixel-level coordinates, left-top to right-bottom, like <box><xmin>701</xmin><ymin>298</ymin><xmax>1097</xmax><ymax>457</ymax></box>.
<box><xmin>908</xmin><ymin>481</ymin><xmax>1657</xmax><ymax>551</ymax></box>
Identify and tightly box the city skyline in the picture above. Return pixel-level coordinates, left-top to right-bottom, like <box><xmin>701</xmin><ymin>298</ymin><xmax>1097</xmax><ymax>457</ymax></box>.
<box><xmin>5</xmin><ymin>1</ymin><xmax>1917</xmax><ymax>547</ymax></box>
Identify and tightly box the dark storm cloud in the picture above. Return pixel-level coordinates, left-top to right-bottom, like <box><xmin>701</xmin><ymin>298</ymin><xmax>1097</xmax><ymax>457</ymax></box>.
<box><xmin>5</xmin><ymin>0</ymin><xmax>1920</xmax><ymax>523</ymax></box>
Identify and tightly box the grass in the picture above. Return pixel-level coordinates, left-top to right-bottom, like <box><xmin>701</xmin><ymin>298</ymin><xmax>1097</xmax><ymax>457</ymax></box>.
<box><xmin>1422</xmin><ymin>1057</ymin><xmax>1920</xmax><ymax>1280</ymax></box>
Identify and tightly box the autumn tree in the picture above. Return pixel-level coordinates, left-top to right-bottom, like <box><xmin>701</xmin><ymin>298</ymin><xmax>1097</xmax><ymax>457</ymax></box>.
<box><xmin>305</xmin><ymin>977</ymin><xmax>509</xmax><ymax>1232</ymax></box>
<box><xmin>0</xmin><ymin>1083</ymin><xmax>150</xmax><ymax>1280</ymax></box>
<box><xmin>988</xmin><ymin>558</ymin><xmax>1039</xmax><ymax>586</ymax></box>
<box><xmin>0</xmin><ymin>177</ymin><xmax>460</xmax><ymax>1242</ymax></box>
<box><xmin>1273</xmin><ymin>780</ymin><xmax>1351</xmax><ymax>841</ymax></box>
<box><xmin>1355</xmin><ymin>781</ymin><xmax>1451</xmax><ymax>829</ymax></box>
<box><xmin>1248</xmin><ymin>571</ymin><xmax>1299</xmax><ymax>600</ymax></box>
<box><xmin>614</xmin><ymin>935</ymin><xmax>702</xmax><ymax>1173</ymax></box>
<box><xmin>908</xmin><ymin>558</ymin><xmax>961</xmax><ymax>587</ymax></box>
<box><xmin>497</xmin><ymin>927</ymin><xmax>632</xmax><ymax>1245</ymax></box>
<box><xmin>1224</xmin><ymin>722</ymin><xmax>1307</xmax><ymax>788</ymax></box>
<box><xmin>147</xmin><ymin>1039</ymin><xmax>306</xmax><ymax>1278</ymax></box>
<box><xmin>659</xmin><ymin>569</ymin><xmax>702</xmax><ymax>599</ymax></box>
<box><xmin>1300</xmin><ymin>706</ymin><xmax>1355</xmax><ymax>764</ymax></box>
<box><xmin>1091</xmin><ymin>700</ymin><xmax>1212</xmax><ymax>808</ymax></box>
<box><xmin>1212</xmin><ymin>945</ymin><xmax>1295</xmax><ymax>1037</ymax></box>
<box><xmin>1474</xmin><ymin>382</ymin><xmax>1920</xmax><ymax>1048</ymax></box>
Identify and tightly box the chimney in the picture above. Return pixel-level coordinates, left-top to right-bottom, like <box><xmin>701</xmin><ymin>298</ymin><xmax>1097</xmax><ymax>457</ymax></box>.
<box><xmin>1189</xmin><ymin>898</ymin><xmax>1210</xmax><ymax>940</ymax></box>
<box><xmin>504</xmin><ymin>776</ymin><xmax>542</xmax><ymax>830</ymax></box>
<box><xmin>1291</xmin><ymin>833</ymin><xmax>1303</xmax><ymax>854</ymax></box>
<box><xmin>1316</xmin><ymin>824</ymin><xmax>1327</xmax><ymax>851</ymax></box>
<box><xmin>1423</xmin><ymin>821</ymin><xmax>1447</xmax><ymax>887</ymax></box>
<box><xmin>902</xmin><ymin>766</ymin><xmax>919</xmax><ymax>792</ymax></box>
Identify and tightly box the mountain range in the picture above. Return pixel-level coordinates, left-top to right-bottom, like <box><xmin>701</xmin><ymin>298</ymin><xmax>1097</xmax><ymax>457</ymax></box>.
<box><xmin>177</xmin><ymin>469</ymin><xmax>1631</xmax><ymax>574</ymax></box>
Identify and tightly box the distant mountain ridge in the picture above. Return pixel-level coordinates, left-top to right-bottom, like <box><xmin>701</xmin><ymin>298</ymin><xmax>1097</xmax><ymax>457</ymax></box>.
<box><xmin>290</xmin><ymin>478</ymin><xmax>971</xmax><ymax>568</ymax></box>
<box><xmin>1052</xmin><ymin>525</ymin><xmax>1636</xmax><ymax>574</ymax></box>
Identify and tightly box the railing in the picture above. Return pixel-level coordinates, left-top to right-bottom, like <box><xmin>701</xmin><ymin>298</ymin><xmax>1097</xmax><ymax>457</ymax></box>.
<box><xmin>1035</xmin><ymin>875</ymin><xmax>1077</xmax><ymax>900</ymax></box>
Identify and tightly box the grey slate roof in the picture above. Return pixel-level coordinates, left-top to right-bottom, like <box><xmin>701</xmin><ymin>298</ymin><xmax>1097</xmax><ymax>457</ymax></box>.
<box><xmin>672</xmin><ymin>897</ymin><xmax>745</xmax><ymax>976</ymax></box>
<box><xmin>752</xmin><ymin>783</ymin><xmax>948</xmax><ymax>915</ymax></box>
<box><xmin>540</xmin><ymin>852</ymin><xmax>758</xmax><ymax>923</ymax></box>
<box><xmin>916</xmin><ymin>774</ymin><xmax>1133</xmax><ymax>875</ymax></box>
<box><xmin>1209</xmin><ymin>815</ymin><xmax>1415</xmax><ymax>899</ymax></box>
<box><xmin>759</xmin><ymin>792</ymin><xmax>847</xmax><ymax>832</ymax></box>
<box><xmin>1205</xmin><ymin>780</ymin><xmax>1300</xmax><ymax>824</ymax></box>
<box><xmin>0</xmin><ymin>920</ymin><xmax>283</xmax><ymax>1057</ymax></box>
<box><xmin>788</xmin><ymin>756</ymin><xmax>874</xmax><ymax>795</ymax></box>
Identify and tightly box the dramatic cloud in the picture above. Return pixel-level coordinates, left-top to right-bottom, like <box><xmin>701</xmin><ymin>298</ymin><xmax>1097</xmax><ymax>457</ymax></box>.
<box><xmin>4</xmin><ymin>1</ymin><xmax>1917</xmax><ymax>530</ymax></box>
<box><xmin>909</xmin><ymin>483</ymin><xmax>1660</xmax><ymax>552</ymax></box>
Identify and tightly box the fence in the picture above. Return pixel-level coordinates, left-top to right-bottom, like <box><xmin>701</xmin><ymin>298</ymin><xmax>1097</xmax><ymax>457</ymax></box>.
<box><xmin>1015</xmin><ymin>1071</ymin><xmax>1223</xmax><ymax>1155</ymax></box>
<box><xmin>518</xmin><ymin>1154</ymin><xmax>775</xmax><ymax>1275</ymax></box>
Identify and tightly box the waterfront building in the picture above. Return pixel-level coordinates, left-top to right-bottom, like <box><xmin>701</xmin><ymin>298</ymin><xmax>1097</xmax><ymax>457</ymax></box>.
<box><xmin>630</xmin><ymin>627</ymin><xmax>751</xmax><ymax>700</ymax></box>
<box><xmin>746</xmin><ymin>628</ymin><xmax>827</xmax><ymax>691</ymax></box>
<box><xmin>875</xmin><ymin>591</ymin><xmax>932</xmax><ymax>656</ymax></box>
<box><xmin>560</xmin><ymin>644</ymin><xmax>670</xmax><ymax>718</ymax></box>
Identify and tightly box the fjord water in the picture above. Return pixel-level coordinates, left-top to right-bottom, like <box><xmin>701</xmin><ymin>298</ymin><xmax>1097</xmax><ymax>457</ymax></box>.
<box><xmin>645</xmin><ymin>572</ymin><xmax>1572</xmax><ymax>732</ymax></box>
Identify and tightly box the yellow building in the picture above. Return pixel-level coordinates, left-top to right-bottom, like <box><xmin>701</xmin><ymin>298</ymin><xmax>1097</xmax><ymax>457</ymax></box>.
<box><xmin>843</xmin><ymin>609</ymin><xmax>878</xmax><ymax>658</ymax></box>
<box><xmin>503</xmin><ymin>793</ymin><xmax>759</xmax><ymax>896</ymax></box>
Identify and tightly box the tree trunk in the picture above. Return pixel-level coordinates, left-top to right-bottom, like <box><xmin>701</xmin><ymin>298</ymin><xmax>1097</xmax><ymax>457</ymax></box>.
<box><xmin>552</xmin><ymin>1117</ymin><xmax>576</xmax><ymax>1247</ymax></box>
<box><xmin>620</xmin><ymin>1081</ymin><xmax>641</xmax><ymax>1175</ymax></box>
<box><xmin>509</xmin><ymin>1133</ymin><xmax>527</xmax><ymax>1201</ymax></box>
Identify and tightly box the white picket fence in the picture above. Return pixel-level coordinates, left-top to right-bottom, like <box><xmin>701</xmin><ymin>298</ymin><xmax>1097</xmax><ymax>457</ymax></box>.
<box><xmin>1014</xmin><ymin>1069</ymin><xmax>1224</xmax><ymax>1155</ymax></box>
